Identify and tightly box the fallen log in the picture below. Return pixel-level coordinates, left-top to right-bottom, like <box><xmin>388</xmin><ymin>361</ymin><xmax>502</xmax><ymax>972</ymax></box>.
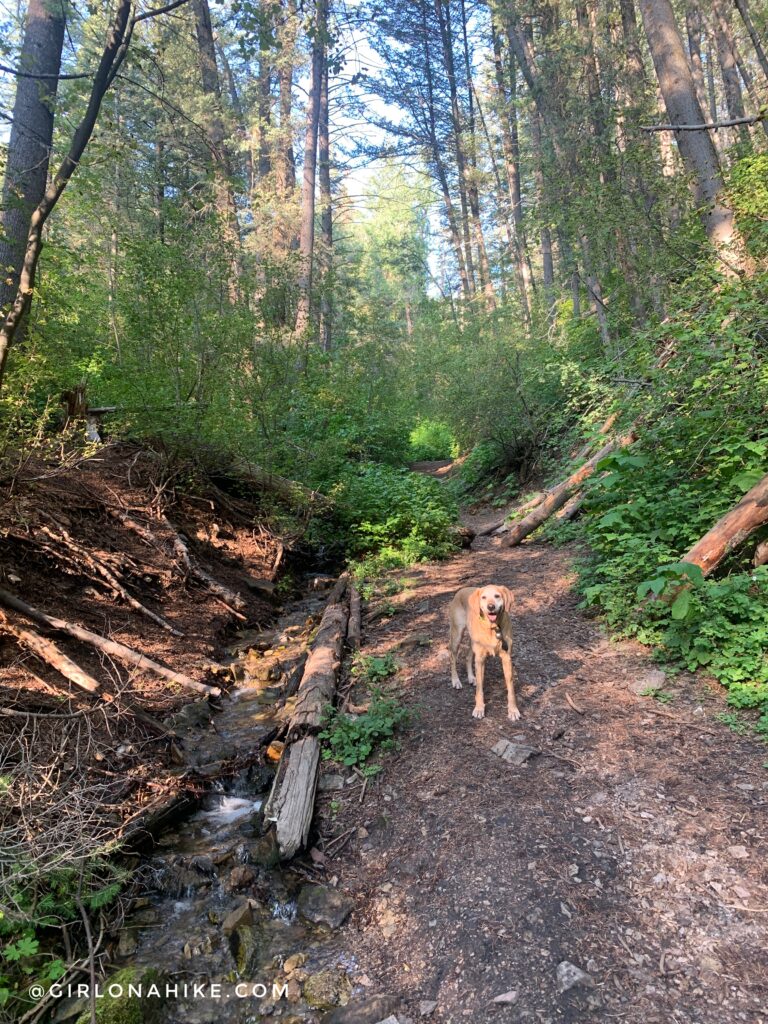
<box><xmin>475</xmin><ymin>491</ymin><xmax>547</xmax><ymax>538</ymax></box>
<box><xmin>264</xmin><ymin>735</ymin><xmax>320</xmax><ymax>860</ymax></box>
<box><xmin>157</xmin><ymin>514</ymin><xmax>247</xmax><ymax>613</ymax></box>
<box><xmin>347</xmin><ymin>587</ymin><xmax>362</xmax><ymax>650</ymax></box>
<box><xmin>226</xmin><ymin>458</ymin><xmax>333</xmax><ymax>512</ymax></box>
<box><xmin>505</xmin><ymin>428</ymin><xmax>639</xmax><ymax>546</ymax></box>
<box><xmin>755</xmin><ymin>540</ymin><xmax>768</xmax><ymax>568</ymax></box>
<box><xmin>556</xmin><ymin>490</ymin><xmax>586</xmax><ymax>522</ymax></box>
<box><xmin>265</xmin><ymin>579</ymin><xmax>350</xmax><ymax>858</ymax></box>
<box><xmin>681</xmin><ymin>472</ymin><xmax>768</xmax><ymax>576</ymax></box>
<box><xmin>290</xmin><ymin>596</ymin><xmax>349</xmax><ymax>732</ymax></box>
<box><xmin>0</xmin><ymin>613</ymin><xmax>100</xmax><ymax>693</ymax></box>
<box><xmin>0</xmin><ymin>587</ymin><xmax>220</xmax><ymax>697</ymax></box>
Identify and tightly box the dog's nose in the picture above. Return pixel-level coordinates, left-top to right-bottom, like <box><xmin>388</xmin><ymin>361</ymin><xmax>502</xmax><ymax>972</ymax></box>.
<box><xmin>487</xmin><ymin>602</ymin><xmax>496</xmax><ymax>611</ymax></box>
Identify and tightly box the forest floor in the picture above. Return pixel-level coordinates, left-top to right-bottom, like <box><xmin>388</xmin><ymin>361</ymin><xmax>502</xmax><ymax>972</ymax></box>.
<box><xmin>318</xmin><ymin>504</ymin><xmax>768</xmax><ymax>1024</ymax></box>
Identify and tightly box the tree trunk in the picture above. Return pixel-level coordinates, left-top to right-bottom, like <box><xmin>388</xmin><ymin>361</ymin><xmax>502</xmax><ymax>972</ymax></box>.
<box><xmin>505</xmin><ymin>429</ymin><xmax>639</xmax><ymax>547</ymax></box>
<box><xmin>0</xmin><ymin>0</ymin><xmax>66</xmax><ymax>320</ymax></box>
<box><xmin>0</xmin><ymin>0</ymin><xmax>133</xmax><ymax>391</ymax></box>
<box><xmin>294</xmin><ymin>0</ymin><xmax>327</xmax><ymax>336</ymax></box>
<box><xmin>191</xmin><ymin>0</ymin><xmax>242</xmax><ymax>302</ymax></box>
<box><xmin>682</xmin><ymin>473</ymin><xmax>768</xmax><ymax>575</ymax></box>
<box><xmin>318</xmin><ymin>52</ymin><xmax>333</xmax><ymax>352</ymax></box>
<box><xmin>529</xmin><ymin>110</ymin><xmax>555</xmax><ymax>319</ymax></box>
<box><xmin>637</xmin><ymin>0</ymin><xmax>742</xmax><ymax>269</ymax></box>
<box><xmin>711</xmin><ymin>0</ymin><xmax>750</xmax><ymax>144</ymax></box>
<box><xmin>686</xmin><ymin>4</ymin><xmax>709</xmax><ymax>113</ymax></box>
<box><xmin>733</xmin><ymin>0</ymin><xmax>768</xmax><ymax>87</ymax></box>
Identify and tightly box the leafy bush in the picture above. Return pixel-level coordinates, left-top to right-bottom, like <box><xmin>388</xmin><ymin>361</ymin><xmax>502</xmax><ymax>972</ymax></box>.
<box><xmin>408</xmin><ymin>419</ymin><xmax>459</xmax><ymax>461</ymax></box>
<box><xmin>319</xmin><ymin>689</ymin><xmax>412</xmax><ymax>777</ymax></box>
<box><xmin>334</xmin><ymin>462</ymin><xmax>457</xmax><ymax>563</ymax></box>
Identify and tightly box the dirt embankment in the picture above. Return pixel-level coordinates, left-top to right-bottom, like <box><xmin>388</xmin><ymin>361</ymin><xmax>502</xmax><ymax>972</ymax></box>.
<box><xmin>0</xmin><ymin>443</ymin><xmax>289</xmax><ymax>861</ymax></box>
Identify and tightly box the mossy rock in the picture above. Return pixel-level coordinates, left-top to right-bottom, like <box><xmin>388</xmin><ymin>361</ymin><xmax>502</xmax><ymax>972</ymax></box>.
<box><xmin>75</xmin><ymin>968</ymin><xmax>168</xmax><ymax>1024</ymax></box>
<box><xmin>303</xmin><ymin>969</ymin><xmax>351</xmax><ymax>1011</ymax></box>
<box><xmin>229</xmin><ymin>924</ymin><xmax>262</xmax><ymax>975</ymax></box>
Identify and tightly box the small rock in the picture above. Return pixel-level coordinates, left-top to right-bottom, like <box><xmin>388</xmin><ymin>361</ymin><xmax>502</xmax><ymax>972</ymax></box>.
<box><xmin>222</xmin><ymin>902</ymin><xmax>253</xmax><ymax>935</ymax></box>
<box><xmin>116</xmin><ymin>930</ymin><xmax>137</xmax><ymax>957</ymax></box>
<box><xmin>298</xmin><ymin>885</ymin><xmax>354</xmax><ymax>929</ymax></box>
<box><xmin>628</xmin><ymin>669</ymin><xmax>666</xmax><ymax>695</ymax></box>
<box><xmin>227</xmin><ymin>864</ymin><xmax>255</xmax><ymax>890</ymax></box>
<box><xmin>266</xmin><ymin>740</ymin><xmax>285</xmax><ymax>763</ymax></box>
<box><xmin>728</xmin><ymin>845</ymin><xmax>749</xmax><ymax>859</ymax></box>
<box><xmin>285</xmin><ymin>979</ymin><xmax>302</xmax><ymax>1003</ymax></box>
<box><xmin>284</xmin><ymin>952</ymin><xmax>307</xmax><ymax>974</ymax></box>
<box><xmin>319</xmin><ymin>773</ymin><xmax>347</xmax><ymax>792</ymax></box>
<box><xmin>491</xmin><ymin>739</ymin><xmax>537</xmax><ymax>766</ymax></box>
<box><xmin>492</xmin><ymin>991</ymin><xmax>518</xmax><ymax>1005</ymax></box>
<box><xmin>375</xmin><ymin>1018</ymin><xmax>400</xmax><ymax>1024</ymax></box>
<box><xmin>419</xmin><ymin>1000</ymin><xmax>438</xmax><ymax>1015</ymax></box>
<box><xmin>303</xmin><ymin>969</ymin><xmax>351</xmax><ymax>1010</ymax></box>
<box><xmin>556</xmin><ymin>961</ymin><xmax>594</xmax><ymax>993</ymax></box>
<box><xmin>229</xmin><ymin>925</ymin><xmax>260</xmax><ymax>975</ymax></box>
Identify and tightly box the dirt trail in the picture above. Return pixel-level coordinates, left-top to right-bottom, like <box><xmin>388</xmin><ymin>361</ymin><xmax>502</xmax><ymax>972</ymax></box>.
<box><xmin>322</xmin><ymin>521</ymin><xmax>768</xmax><ymax>1023</ymax></box>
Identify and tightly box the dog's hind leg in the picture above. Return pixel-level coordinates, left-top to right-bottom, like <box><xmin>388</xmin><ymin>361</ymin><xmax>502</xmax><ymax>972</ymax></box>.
<box><xmin>449</xmin><ymin>621</ymin><xmax>464</xmax><ymax>689</ymax></box>
<box><xmin>466</xmin><ymin>641</ymin><xmax>475</xmax><ymax>686</ymax></box>
<box><xmin>501</xmin><ymin>648</ymin><xmax>520</xmax><ymax>721</ymax></box>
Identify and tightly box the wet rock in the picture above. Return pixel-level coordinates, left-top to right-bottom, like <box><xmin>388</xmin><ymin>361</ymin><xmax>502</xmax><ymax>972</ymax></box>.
<box><xmin>116</xmin><ymin>929</ymin><xmax>138</xmax><ymax>957</ymax></box>
<box><xmin>284</xmin><ymin>952</ymin><xmax>307</xmax><ymax>974</ymax></box>
<box><xmin>628</xmin><ymin>668</ymin><xmax>666</xmax><ymax>696</ymax></box>
<box><xmin>266</xmin><ymin>740</ymin><xmax>285</xmax><ymax>763</ymax></box>
<box><xmin>222</xmin><ymin>902</ymin><xmax>253</xmax><ymax>935</ymax></box>
<box><xmin>230</xmin><ymin>924</ymin><xmax>261</xmax><ymax>975</ymax></box>
<box><xmin>227</xmin><ymin>864</ymin><xmax>256</xmax><ymax>891</ymax></box>
<box><xmin>297</xmin><ymin>885</ymin><xmax>354</xmax><ymax>929</ymax></box>
<box><xmin>303</xmin><ymin>969</ymin><xmax>352</xmax><ymax>1010</ymax></box>
<box><xmin>491</xmin><ymin>739</ymin><xmax>537</xmax><ymax>766</ymax></box>
<box><xmin>556</xmin><ymin>961</ymin><xmax>594</xmax><ymax>993</ymax></box>
<box><xmin>249</xmin><ymin>830</ymin><xmax>280</xmax><ymax>867</ymax></box>
<box><xmin>163</xmin><ymin>698</ymin><xmax>212</xmax><ymax>734</ymax></box>
<box><xmin>321</xmin><ymin>993</ymin><xmax>400</xmax><ymax>1024</ymax></box>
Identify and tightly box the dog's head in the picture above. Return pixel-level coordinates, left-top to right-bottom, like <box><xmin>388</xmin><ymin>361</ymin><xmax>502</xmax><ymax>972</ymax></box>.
<box><xmin>474</xmin><ymin>584</ymin><xmax>513</xmax><ymax>625</ymax></box>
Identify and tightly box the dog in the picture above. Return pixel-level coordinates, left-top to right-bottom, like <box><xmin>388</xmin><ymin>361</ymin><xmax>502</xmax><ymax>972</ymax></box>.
<box><xmin>448</xmin><ymin>584</ymin><xmax>519</xmax><ymax>720</ymax></box>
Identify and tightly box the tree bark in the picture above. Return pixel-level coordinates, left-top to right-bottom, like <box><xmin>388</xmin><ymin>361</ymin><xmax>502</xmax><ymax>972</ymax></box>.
<box><xmin>191</xmin><ymin>0</ymin><xmax>242</xmax><ymax>303</ymax></box>
<box><xmin>505</xmin><ymin>429</ymin><xmax>639</xmax><ymax>547</ymax></box>
<box><xmin>0</xmin><ymin>0</ymin><xmax>133</xmax><ymax>391</ymax></box>
<box><xmin>682</xmin><ymin>473</ymin><xmax>768</xmax><ymax>575</ymax></box>
<box><xmin>711</xmin><ymin>0</ymin><xmax>750</xmax><ymax>144</ymax></box>
<box><xmin>0</xmin><ymin>0</ymin><xmax>66</xmax><ymax>323</ymax></box>
<box><xmin>318</xmin><ymin>52</ymin><xmax>333</xmax><ymax>351</ymax></box>
<box><xmin>733</xmin><ymin>0</ymin><xmax>768</xmax><ymax>87</ymax></box>
<box><xmin>294</xmin><ymin>0</ymin><xmax>327</xmax><ymax>336</ymax></box>
<box><xmin>637</xmin><ymin>0</ymin><xmax>743</xmax><ymax>270</ymax></box>
<box><xmin>685</xmin><ymin>4</ymin><xmax>709</xmax><ymax>113</ymax></box>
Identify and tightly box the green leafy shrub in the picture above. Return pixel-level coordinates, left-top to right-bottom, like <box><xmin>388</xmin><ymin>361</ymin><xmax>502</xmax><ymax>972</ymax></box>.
<box><xmin>319</xmin><ymin>690</ymin><xmax>412</xmax><ymax>777</ymax></box>
<box><xmin>408</xmin><ymin>419</ymin><xmax>459</xmax><ymax>461</ymax></box>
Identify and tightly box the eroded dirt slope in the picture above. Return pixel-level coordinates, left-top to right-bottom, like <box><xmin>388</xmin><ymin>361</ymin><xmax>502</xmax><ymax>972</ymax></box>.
<box><xmin>319</xmin><ymin>534</ymin><xmax>768</xmax><ymax>1024</ymax></box>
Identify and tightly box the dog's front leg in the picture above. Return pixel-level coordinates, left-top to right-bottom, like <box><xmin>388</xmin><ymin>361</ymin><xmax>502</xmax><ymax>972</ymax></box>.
<box><xmin>501</xmin><ymin>648</ymin><xmax>520</xmax><ymax>721</ymax></box>
<box><xmin>472</xmin><ymin>647</ymin><xmax>487</xmax><ymax>719</ymax></box>
<box><xmin>449</xmin><ymin>622</ymin><xmax>463</xmax><ymax>689</ymax></box>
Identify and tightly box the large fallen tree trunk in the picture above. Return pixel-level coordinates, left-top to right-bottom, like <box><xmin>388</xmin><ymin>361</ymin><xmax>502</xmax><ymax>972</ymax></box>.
<box><xmin>475</xmin><ymin>491</ymin><xmax>546</xmax><ymax>538</ymax></box>
<box><xmin>681</xmin><ymin>472</ymin><xmax>768</xmax><ymax>575</ymax></box>
<box><xmin>505</xmin><ymin>428</ymin><xmax>639</xmax><ymax>546</ymax></box>
<box><xmin>264</xmin><ymin>578</ymin><xmax>349</xmax><ymax>859</ymax></box>
<box><xmin>0</xmin><ymin>587</ymin><xmax>220</xmax><ymax>696</ymax></box>
<box><xmin>0</xmin><ymin>613</ymin><xmax>100</xmax><ymax>693</ymax></box>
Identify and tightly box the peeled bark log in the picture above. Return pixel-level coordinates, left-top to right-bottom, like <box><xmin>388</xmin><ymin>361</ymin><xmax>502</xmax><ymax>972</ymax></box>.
<box><xmin>0</xmin><ymin>587</ymin><xmax>220</xmax><ymax>696</ymax></box>
<box><xmin>1</xmin><ymin>613</ymin><xmax>100</xmax><ymax>693</ymax></box>
<box><xmin>265</xmin><ymin>735</ymin><xmax>320</xmax><ymax>859</ymax></box>
<box><xmin>682</xmin><ymin>473</ymin><xmax>768</xmax><ymax>575</ymax></box>
<box><xmin>754</xmin><ymin>540</ymin><xmax>768</xmax><ymax>568</ymax></box>
<box><xmin>290</xmin><ymin>598</ymin><xmax>349</xmax><ymax>732</ymax></box>
<box><xmin>476</xmin><ymin>492</ymin><xmax>546</xmax><ymax>538</ymax></box>
<box><xmin>505</xmin><ymin>430</ymin><xmax>639</xmax><ymax>547</ymax></box>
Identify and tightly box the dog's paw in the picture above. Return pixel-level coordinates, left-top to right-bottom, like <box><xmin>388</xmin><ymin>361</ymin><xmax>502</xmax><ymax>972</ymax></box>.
<box><xmin>472</xmin><ymin>705</ymin><xmax>485</xmax><ymax>719</ymax></box>
<box><xmin>451</xmin><ymin>678</ymin><xmax>463</xmax><ymax>690</ymax></box>
<box><xmin>507</xmin><ymin>708</ymin><xmax>521</xmax><ymax>721</ymax></box>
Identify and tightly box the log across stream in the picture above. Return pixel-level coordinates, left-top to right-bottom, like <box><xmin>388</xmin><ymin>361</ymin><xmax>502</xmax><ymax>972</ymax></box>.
<box><xmin>78</xmin><ymin>583</ymin><xmax>361</xmax><ymax>1024</ymax></box>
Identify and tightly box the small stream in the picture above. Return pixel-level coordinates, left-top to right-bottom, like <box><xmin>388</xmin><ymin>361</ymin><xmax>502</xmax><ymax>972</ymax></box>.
<box><xmin>60</xmin><ymin>584</ymin><xmax>364</xmax><ymax>1024</ymax></box>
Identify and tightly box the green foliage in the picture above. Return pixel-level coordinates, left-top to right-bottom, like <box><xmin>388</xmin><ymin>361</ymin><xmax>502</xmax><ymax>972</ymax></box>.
<box><xmin>319</xmin><ymin>689</ymin><xmax>412</xmax><ymax>777</ymax></box>
<box><xmin>351</xmin><ymin>652</ymin><xmax>398</xmax><ymax>684</ymax></box>
<box><xmin>408</xmin><ymin>419</ymin><xmax>459</xmax><ymax>461</ymax></box>
<box><xmin>334</xmin><ymin>462</ymin><xmax>457</xmax><ymax>563</ymax></box>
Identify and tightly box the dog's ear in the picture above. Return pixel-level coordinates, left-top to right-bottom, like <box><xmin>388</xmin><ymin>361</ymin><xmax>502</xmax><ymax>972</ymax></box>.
<box><xmin>499</xmin><ymin>586</ymin><xmax>514</xmax><ymax>611</ymax></box>
<box><xmin>468</xmin><ymin>587</ymin><xmax>482</xmax><ymax>620</ymax></box>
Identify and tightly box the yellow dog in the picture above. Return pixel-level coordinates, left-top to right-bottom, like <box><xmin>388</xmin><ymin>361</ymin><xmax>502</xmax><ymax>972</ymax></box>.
<box><xmin>448</xmin><ymin>584</ymin><xmax>519</xmax><ymax>720</ymax></box>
